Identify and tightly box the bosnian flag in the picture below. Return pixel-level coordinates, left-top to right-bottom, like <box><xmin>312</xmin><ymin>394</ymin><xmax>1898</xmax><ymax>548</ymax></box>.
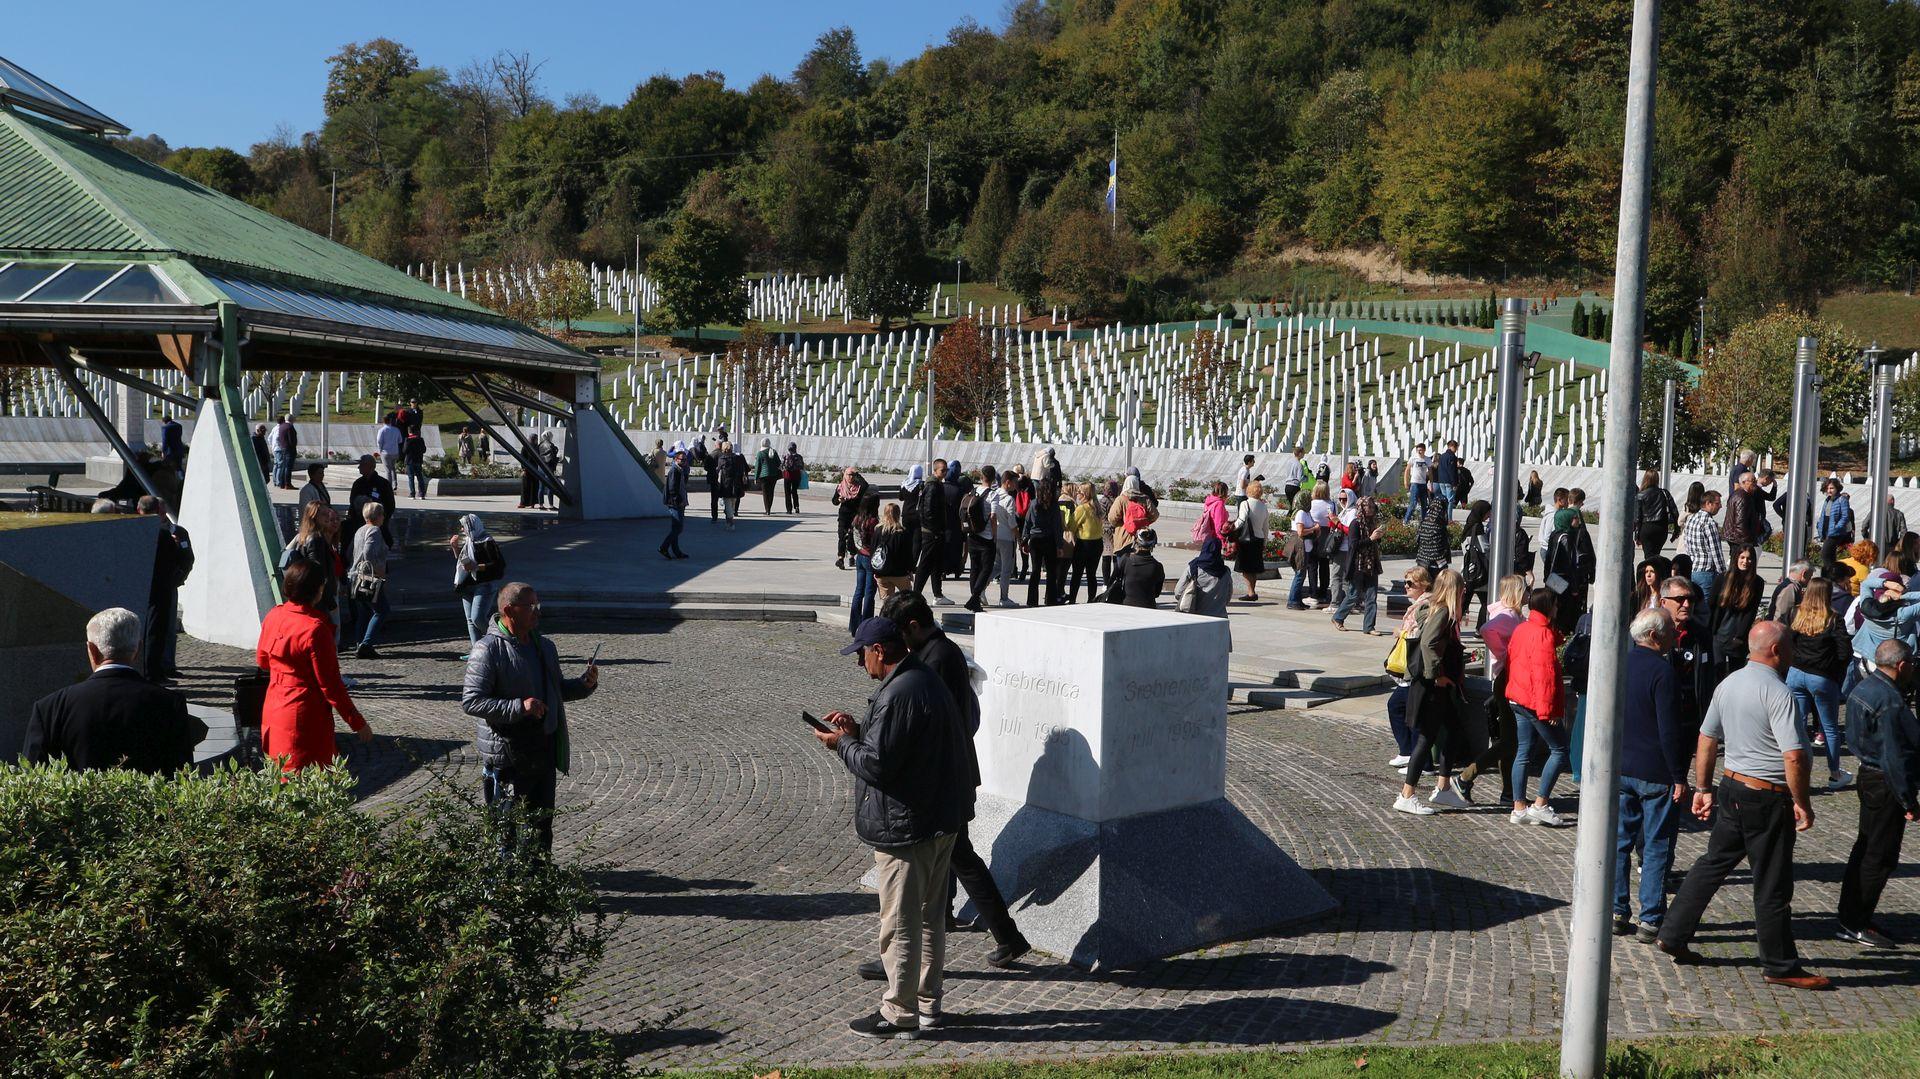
<box><xmin>1105</xmin><ymin>157</ymin><xmax>1117</xmax><ymax>213</ymax></box>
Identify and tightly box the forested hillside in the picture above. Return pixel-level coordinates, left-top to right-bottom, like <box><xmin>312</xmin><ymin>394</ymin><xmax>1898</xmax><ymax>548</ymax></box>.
<box><xmin>129</xmin><ymin>1</ymin><xmax>1920</xmax><ymax>347</ymax></box>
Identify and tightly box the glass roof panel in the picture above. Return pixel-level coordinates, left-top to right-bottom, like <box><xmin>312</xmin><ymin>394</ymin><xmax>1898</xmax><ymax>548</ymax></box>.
<box><xmin>0</xmin><ymin>261</ymin><xmax>59</xmax><ymax>302</ymax></box>
<box><xmin>88</xmin><ymin>265</ymin><xmax>181</xmax><ymax>304</ymax></box>
<box><xmin>0</xmin><ymin>55</ymin><xmax>130</xmax><ymax>134</ymax></box>
<box><xmin>22</xmin><ymin>264</ymin><xmax>120</xmax><ymax>302</ymax></box>
<box><xmin>204</xmin><ymin>272</ymin><xmax>577</xmax><ymax>358</ymax></box>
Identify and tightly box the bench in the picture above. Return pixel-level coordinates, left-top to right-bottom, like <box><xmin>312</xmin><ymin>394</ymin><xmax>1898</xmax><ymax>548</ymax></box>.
<box><xmin>0</xmin><ymin>462</ymin><xmax>88</xmax><ymax>487</ymax></box>
<box><xmin>26</xmin><ymin>485</ymin><xmax>105</xmax><ymax>513</ymax></box>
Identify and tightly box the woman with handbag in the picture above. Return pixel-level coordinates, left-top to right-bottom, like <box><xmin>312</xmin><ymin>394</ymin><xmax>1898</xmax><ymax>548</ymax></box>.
<box><xmin>1383</xmin><ymin>567</ymin><xmax>1432</xmax><ymax>770</ymax></box>
<box><xmin>831</xmin><ymin>468</ymin><xmax>868</xmax><ymax>569</ymax></box>
<box><xmin>347</xmin><ymin>502</ymin><xmax>391</xmax><ymax>661</ymax></box>
<box><xmin>1395</xmin><ymin>568</ymin><xmax>1472</xmax><ymax>816</ymax></box>
<box><xmin>1233</xmin><ymin>482</ymin><xmax>1271</xmax><ymax>601</ymax></box>
<box><xmin>1331</xmin><ymin>496</ymin><xmax>1384</xmax><ymax>632</ymax></box>
<box><xmin>781</xmin><ymin>442</ymin><xmax>806</xmax><ymax>514</ymax></box>
<box><xmin>257</xmin><ymin>557</ymin><xmax>373</xmax><ymax>773</ymax></box>
<box><xmin>1174</xmin><ymin>536</ymin><xmax>1234</xmax><ymax>636</ymax></box>
<box><xmin>450</xmin><ymin>513</ymin><xmax>499</xmax><ymax>657</ymax></box>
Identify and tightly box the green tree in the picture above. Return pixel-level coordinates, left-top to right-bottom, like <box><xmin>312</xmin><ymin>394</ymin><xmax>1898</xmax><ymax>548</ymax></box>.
<box><xmin>845</xmin><ymin>184</ymin><xmax>924</xmax><ymax>330</ymax></box>
<box><xmin>1156</xmin><ymin>198</ymin><xmax>1239</xmax><ymax>273</ymax></box>
<box><xmin>962</xmin><ymin>161</ymin><xmax>1016</xmax><ymax>280</ymax></box>
<box><xmin>162</xmin><ymin>147</ymin><xmax>254</xmax><ymax>196</ymax></box>
<box><xmin>1045</xmin><ymin>210</ymin><xmax>1128</xmax><ymax>318</ymax></box>
<box><xmin>649</xmin><ymin>211</ymin><xmax>747</xmax><ymax>341</ymax></box>
<box><xmin>1694</xmin><ymin>312</ymin><xmax>1865</xmax><ymax>456</ymax></box>
<box><xmin>1636</xmin><ymin>352</ymin><xmax>1712</xmax><ymax>470</ymax></box>
<box><xmin>998</xmin><ymin>213</ymin><xmax>1048</xmax><ymax>310</ymax></box>
<box><xmin>536</xmin><ymin>259</ymin><xmax>594</xmax><ymax>333</ymax></box>
<box><xmin>1571</xmin><ymin>300</ymin><xmax>1589</xmax><ymax>337</ymax></box>
<box><xmin>1374</xmin><ymin>65</ymin><xmax>1553</xmax><ymax>268</ymax></box>
<box><xmin>323</xmin><ymin>39</ymin><xmax>420</xmax><ymax>115</ymax></box>
<box><xmin>793</xmin><ymin>26</ymin><xmax>866</xmax><ymax>103</ymax></box>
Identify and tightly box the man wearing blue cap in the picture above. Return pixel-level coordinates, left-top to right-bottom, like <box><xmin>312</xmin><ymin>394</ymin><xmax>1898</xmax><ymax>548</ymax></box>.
<box><xmin>814</xmin><ymin>616</ymin><xmax>974</xmax><ymax>1039</ymax></box>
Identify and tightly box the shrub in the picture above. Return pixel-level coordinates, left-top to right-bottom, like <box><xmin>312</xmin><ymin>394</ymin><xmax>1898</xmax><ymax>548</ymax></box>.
<box><xmin>0</xmin><ymin>763</ymin><xmax>631</xmax><ymax>1077</ymax></box>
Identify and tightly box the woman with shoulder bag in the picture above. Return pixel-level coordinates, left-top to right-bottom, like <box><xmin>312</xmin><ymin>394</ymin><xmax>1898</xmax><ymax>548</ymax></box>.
<box><xmin>450</xmin><ymin>513</ymin><xmax>498</xmax><ymax>658</ymax></box>
<box><xmin>1395</xmin><ymin>568</ymin><xmax>1471</xmax><ymax>816</ymax></box>
<box><xmin>346</xmin><ymin>502</ymin><xmax>391</xmax><ymax>661</ymax></box>
<box><xmin>1174</xmin><ymin>536</ymin><xmax>1234</xmax><ymax>636</ymax></box>
<box><xmin>1332</xmin><ymin>496</ymin><xmax>1385</xmax><ymax>633</ymax></box>
<box><xmin>781</xmin><ymin>442</ymin><xmax>806</xmax><ymax>514</ymax></box>
<box><xmin>831</xmin><ymin>468</ymin><xmax>867</xmax><ymax>569</ymax></box>
<box><xmin>872</xmin><ymin>501</ymin><xmax>914</xmax><ymax>603</ymax></box>
<box><xmin>1382</xmin><ymin>567</ymin><xmax>1432</xmax><ymax>771</ymax></box>
<box><xmin>1233</xmin><ymin>482</ymin><xmax>1271</xmax><ymax>601</ymax></box>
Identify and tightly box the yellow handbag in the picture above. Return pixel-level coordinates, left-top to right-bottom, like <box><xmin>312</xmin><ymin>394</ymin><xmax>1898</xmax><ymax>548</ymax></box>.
<box><xmin>1384</xmin><ymin>631</ymin><xmax>1410</xmax><ymax>677</ymax></box>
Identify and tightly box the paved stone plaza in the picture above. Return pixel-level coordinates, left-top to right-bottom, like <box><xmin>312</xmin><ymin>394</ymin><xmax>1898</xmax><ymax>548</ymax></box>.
<box><xmin>174</xmin><ymin>611</ymin><xmax>1920</xmax><ymax>1070</ymax></box>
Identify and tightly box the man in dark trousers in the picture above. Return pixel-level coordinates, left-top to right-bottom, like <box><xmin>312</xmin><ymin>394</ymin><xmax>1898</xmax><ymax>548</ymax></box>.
<box><xmin>1432</xmin><ymin>439</ymin><xmax>1460</xmax><ymax>517</ymax></box>
<box><xmin>1837</xmin><ymin>638</ymin><xmax>1920</xmax><ymax>947</ymax></box>
<box><xmin>1655</xmin><ymin>621</ymin><xmax>1829</xmax><ymax>989</ymax></box>
<box><xmin>346</xmin><ymin>454</ymin><xmax>396</xmax><ymax>547</ymax></box>
<box><xmin>961</xmin><ymin>469</ymin><xmax>998</xmax><ymax>613</ymax></box>
<box><xmin>1612</xmin><ymin>607</ymin><xmax>1690</xmax><ymax>942</ymax></box>
<box><xmin>463</xmin><ymin>582</ymin><xmax>600</xmax><ymax>857</ymax></box>
<box><xmin>1724</xmin><ymin>470</ymin><xmax>1766</xmax><ymax>557</ymax></box>
<box><xmin>868</xmin><ymin>593</ymin><xmax>1031</xmax><ymax>971</ymax></box>
<box><xmin>659</xmin><ymin>444</ymin><xmax>690</xmax><ymax>559</ymax></box>
<box><xmin>159</xmin><ymin>413</ymin><xmax>185</xmax><ymax>468</ymax></box>
<box><xmin>137</xmin><ymin>496</ymin><xmax>192</xmax><ymax>680</ymax></box>
<box><xmin>695</xmin><ymin>435</ymin><xmax>722</xmax><ymax>519</ymax></box>
<box><xmin>23</xmin><ymin>607</ymin><xmax>204</xmax><ymax>772</ymax></box>
<box><xmin>914</xmin><ymin>459</ymin><xmax>951</xmax><ymax>604</ymax></box>
<box><xmin>813</xmin><ymin>616</ymin><xmax>973</xmax><ymax>1040</ymax></box>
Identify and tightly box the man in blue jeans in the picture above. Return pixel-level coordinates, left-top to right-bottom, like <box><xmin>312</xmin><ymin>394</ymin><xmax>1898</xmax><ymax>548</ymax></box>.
<box><xmin>1402</xmin><ymin>443</ymin><xmax>1431</xmax><ymax>524</ymax></box>
<box><xmin>1430</xmin><ymin>439</ymin><xmax>1460</xmax><ymax>518</ymax></box>
<box><xmin>1614</xmin><ymin>606</ymin><xmax>1690</xmax><ymax>941</ymax></box>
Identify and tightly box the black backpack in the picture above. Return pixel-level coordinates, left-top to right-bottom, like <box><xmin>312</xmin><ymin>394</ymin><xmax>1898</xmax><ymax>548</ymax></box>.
<box><xmin>1461</xmin><ymin>534</ymin><xmax>1488</xmax><ymax>590</ymax></box>
<box><xmin>472</xmin><ymin>537</ymin><xmax>507</xmax><ymax>583</ymax></box>
<box><xmin>959</xmin><ymin>489</ymin><xmax>985</xmax><ymax>534</ymax></box>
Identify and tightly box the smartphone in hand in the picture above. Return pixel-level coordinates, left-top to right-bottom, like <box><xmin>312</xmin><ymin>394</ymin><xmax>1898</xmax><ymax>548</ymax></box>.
<box><xmin>802</xmin><ymin>711</ymin><xmax>833</xmax><ymax>733</ymax></box>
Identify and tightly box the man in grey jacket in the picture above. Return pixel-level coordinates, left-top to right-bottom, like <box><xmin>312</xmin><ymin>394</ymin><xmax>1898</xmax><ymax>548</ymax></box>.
<box><xmin>462</xmin><ymin>582</ymin><xmax>599</xmax><ymax>857</ymax></box>
<box><xmin>814</xmin><ymin>616</ymin><xmax>972</xmax><ymax>1040</ymax></box>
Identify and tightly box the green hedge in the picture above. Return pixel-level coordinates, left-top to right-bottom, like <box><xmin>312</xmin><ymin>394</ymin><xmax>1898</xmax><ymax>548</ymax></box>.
<box><xmin>0</xmin><ymin>763</ymin><xmax>631</xmax><ymax>1077</ymax></box>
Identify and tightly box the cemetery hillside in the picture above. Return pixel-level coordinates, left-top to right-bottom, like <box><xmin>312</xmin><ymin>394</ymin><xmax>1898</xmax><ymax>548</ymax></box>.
<box><xmin>114</xmin><ymin>1</ymin><xmax>1920</xmax><ymax>354</ymax></box>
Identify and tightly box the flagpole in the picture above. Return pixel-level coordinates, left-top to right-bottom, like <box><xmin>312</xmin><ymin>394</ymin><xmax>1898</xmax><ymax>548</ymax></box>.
<box><xmin>1110</xmin><ymin>128</ymin><xmax>1119</xmax><ymax>234</ymax></box>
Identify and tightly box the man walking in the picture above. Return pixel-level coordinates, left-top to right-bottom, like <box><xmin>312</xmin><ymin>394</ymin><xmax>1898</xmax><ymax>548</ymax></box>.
<box><xmin>1658</xmin><ymin>577</ymin><xmax>1715</xmax><ymax>741</ymax></box>
<box><xmin>1837</xmin><ymin>639</ymin><xmax>1920</xmax><ymax>947</ymax></box>
<box><xmin>1655</xmin><ymin>621</ymin><xmax>1829</xmax><ymax>989</ymax></box>
<box><xmin>814</xmin><ymin>616</ymin><xmax>973</xmax><ymax>1039</ymax></box>
<box><xmin>1724</xmin><ymin>470</ymin><xmax>1765</xmax><ymax>557</ymax></box>
<box><xmin>1431</xmin><ymin>439</ymin><xmax>1460</xmax><ymax>518</ymax></box>
<box><xmin>960</xmin><ymin>470</ymin><xmax>997</xmax><ymax>613</ymax></box>
<box><xmin>1614</xmin><ymin>607</ymin><xmax>1689</xmax><ymax>942</ymax></box>
<box><xmin>873</xmin><ymin>594</ymin><xmax>1030</xmax><ymax>966</ymax></box>
<box><xmin>137</xmin><ymin>496</ymin><xmax>192</xmax><ymax>681</ymax></box>
<box><xmin>659</xmin><ymin>444</ymin><xmax>690</xmax><ymax>559</ymax></box>
<box><xmin>463</xmin><ymin>582</ymin><xmax>600</xmax><ymax>857</ymax></box>
<box><xmin>914</xmin><ymin>459</ymin><xmax>951</xmax><ymax>605</ymax></box>
<box><xmin>1683</xmin><ymin>490</ymin><xmax>1726</xmax><ymax>623</ymax></box>
<box><xmin>375</xmin><ymin>414</ymin><xmax>403</xmax><ymax>487</ymax></box>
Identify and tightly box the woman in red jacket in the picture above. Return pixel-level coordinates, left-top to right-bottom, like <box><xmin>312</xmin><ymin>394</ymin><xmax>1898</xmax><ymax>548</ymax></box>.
<box><xmin>1505</xmin><ymin>586</ymin><xmax>1568</xmax><ymax>827</ymax></box>
<box><xmin>257</xmin><ymin>558</ymin><xmax>374</xmax><ymax>772</ymax></box>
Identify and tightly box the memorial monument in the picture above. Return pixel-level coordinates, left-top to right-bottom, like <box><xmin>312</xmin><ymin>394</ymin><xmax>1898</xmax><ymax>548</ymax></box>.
<box><xmin>961</xmin><ymin>604</ymin><xmax>1337</xmax><ymax>970</ymax></box>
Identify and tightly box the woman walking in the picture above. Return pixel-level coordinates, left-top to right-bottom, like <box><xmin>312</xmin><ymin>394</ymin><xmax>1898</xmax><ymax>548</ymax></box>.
<box><xmin>347</xmin><ymin>502</ymin><xmax>391</xmax><ymax>660</ymax></box>
<box><xmin>1455</xmin><ymin>574</ymin><xmax>1529</xmax><ymax>804</ymax></box>
<box><xmin>1331</xmin><ymin>496</ymin><xmax>1384</xmax><ymax>633</ymax></box>
<box><xmin>1201</xmin><ymin>481</ymin><xmax>1232</xmax><ymax>545</ymax></box>
<box><xmin>1785</xmin><ymin>578</ymin><xmax>1853</xmax><ymax>789</ymax></box>
<box><xmin>1414</xmin><ymin>489</ymin><xmax>1450</xmax><ymax>574</ymax></box>
<box><xmin>1394</xmin><ymin>568</ymin><xmax>1470</xmax><ymax>815</ymax></box>
<box><xmin>257</xmin><ymin>558</ymin><xmax>373</xmax><ymax>772</ymax></box>
<box><xmin>1066</xmin><ymin>484</ymin><xmax>1105</xmax><ymax>602</ymax></box>
<box><xmin>781</xmin><ymin>442</ymin><xmax>805</xmax><ymax>514</ymax></box>
<box><xmin>754</xmin><ymin>438</ymin><xmax>780</xmax><ymax>514</ymax></box>
<box><xmin>1233</xmin><ymin>481</ymin><xmax>1272</xmax><ymax>601</ymax></box>
<box><xmin>1025</xmin><ymin>475</ymin><xmax>1067</xmax><ymax>607</ymax></box>
<box><xmin>871</xmin><ymin>501</ymin><xmax>914</xmax><ymax>604</ymax></box>
<box><xmin>848</xmin><ymin>494</ymin><xmax>880</xmax><ymax>635</ymax></box>
<box><xmin>1505</xmin><ymin>586</ymin><xmax>1570</xmax><ymax>826</ymax></box>
<box><xmin>450</xmin><ymin>513</ymin><xmax>498</xmax><ymax>657</ymax></box>
<box><xmin>831</xmin><ymin>467</ymin><xmax>868</xmax><ymax>569</ymax></box>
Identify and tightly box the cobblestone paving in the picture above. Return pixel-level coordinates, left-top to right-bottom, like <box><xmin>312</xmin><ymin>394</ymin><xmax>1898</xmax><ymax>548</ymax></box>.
<box><xmin>177</xmin><ymin>620</ymin><xmax>1920</xmax><ymax>1070</ymax></box>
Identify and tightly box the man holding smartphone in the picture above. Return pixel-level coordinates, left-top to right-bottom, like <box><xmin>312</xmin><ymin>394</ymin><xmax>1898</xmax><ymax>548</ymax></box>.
<box><xmin>814</xmin><ymin>616</ymin><xmax>973</xmax><ymax>1039</ymax></box>
<box><xmin>463</xmin><ymin>582</ymin><xmax>600</xmax><ymax>857</ymax></box>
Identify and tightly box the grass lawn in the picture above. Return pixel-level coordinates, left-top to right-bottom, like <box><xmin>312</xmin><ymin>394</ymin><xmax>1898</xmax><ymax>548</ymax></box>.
<box><xmin>699</xmin><ymin>1019</ymin><xmax>1920</xmax><ymax>1079</ymax></box>
<box><xmin>0</xmin><ymin>511</ymin><xmax>104</xmax><ymax>532</ymax></box>
<box><xmin>1819</xmin><ymin>292</ymin><xmax>1920</xmax><ymax>349</ymax></box>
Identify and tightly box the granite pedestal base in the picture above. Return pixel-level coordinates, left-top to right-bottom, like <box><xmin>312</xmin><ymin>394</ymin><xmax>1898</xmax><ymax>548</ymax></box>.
<box><xmin>955</xmin><ymin>792</ymin><xmax>1336</xmax><ymax>971</ymax></box>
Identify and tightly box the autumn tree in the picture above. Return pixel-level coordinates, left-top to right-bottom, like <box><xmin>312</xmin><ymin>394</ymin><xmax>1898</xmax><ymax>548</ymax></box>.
<box><xmin>925</xmin><ymin>317</ymin><xmax>1009</xmax><ymax>436</ymax></box>
<box><xmin>721</xmin><ymin>323</ymin><xmax>799</xmax><ymax>420</ymax></box>
<box><xmin>1174</xmin><ymin>330</ymin><xmax>1242</xmax><ymax>444</ymax></box>
<box><xmin>649</xmin><ymin>211</ymin><xmax>747</xmax><ymax>341</ymax></box>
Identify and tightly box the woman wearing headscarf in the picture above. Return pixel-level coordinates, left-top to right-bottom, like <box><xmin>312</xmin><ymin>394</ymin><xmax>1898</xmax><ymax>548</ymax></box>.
<box><xmin>1174</xmin><ymin>536</ymin><xmax>1234</xmax><ymax>636</ymax></box>
<box><xmin>1543</xmin><ymin>507</ymin><xmax>1590</xmax><ymax>632</ymax></box>
<box><xmin>754</xmin><ymin>438</ymin><xmax>780</xmax><ymax>514</ymax></box>
<box><xmin>831</xmin><ymin>467</ymin><xmax>868</xmax><ymax>569</ymax></box>
<box><xmin>780</xmin><ymin>442</ymin><xmax>806</xmax><ymax>514</ymax></box>
<box><xmin>1414</xmin><ymin>488</ymin><xmax>1451</xmax><ymax>573</ymax></box>
<box><xmin>450</xmin><ymin>513</ymin><xmax>498</xmax><ymax>656</ymax></box>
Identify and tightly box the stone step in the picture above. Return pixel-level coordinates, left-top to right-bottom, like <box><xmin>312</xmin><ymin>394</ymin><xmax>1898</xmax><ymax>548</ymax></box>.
<box><xmin>1233</xmin><ymin>685</ymin><xmax>1339</xmax><ymax>710</ymax></box>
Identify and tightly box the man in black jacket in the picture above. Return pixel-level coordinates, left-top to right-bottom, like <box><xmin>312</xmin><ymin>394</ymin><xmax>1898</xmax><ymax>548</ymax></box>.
<box><xmin>137</xmin><ymin>496</ymin><xmax>192</xmax><ymax>680</ymax></box>
<box><xmin>658</xmin><ymin>445</ymin><xmax>690</xmax><ymax>559</ymax></box>
<box><xmin>914</xmin><ymin>460</ymin><xmax>951</xmax><ymax>604</ymax></box>
<box><xmin>871</xmin><ymin>594</ymin><xmax>1031</xmax><ymax>971</ymax></box>
<box><xmin>23</xmin><ymin>607</ymin><xmax>205</xmax><ymax>773</ymax></box>
<box><xmin>814</xmin><ymin>616</ymin><xmax>972</xmax><ymax>1040</ymax></box>
<box><xmin>1837</xmin><ymin>639</ymin><xmax>1920</xmax><ymax>947</ymax></box>
<box><xmin>1658</xmin><ymin>577</ymin><xmax>1717</xmax><ymax>742</ymax></box>
<box><xmin>346</xmin><ymin>454</ymin><xmax>396</xmax><ymax>546</ymax></box>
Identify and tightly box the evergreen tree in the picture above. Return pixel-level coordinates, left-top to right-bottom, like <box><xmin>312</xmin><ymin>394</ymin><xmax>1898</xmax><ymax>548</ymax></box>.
<box><xmin>964</xmin><ymin>161</ymin><xmax>1017</xmax><ymax>282</ymax></box>
<box><xmin>846</xmin><ymin>184</ymin><xmax>924</xmax><ymax>330</ymax></box>
<box><xmin>1571</xmin><ymin>300</ymin><xmax>1589</xmax><ymax>337</ymax></box>
<box><xmin>998</xmin><ymin>213</ymin><xmax>1048</xmax><ymax>311</ymax></box>
<box><xmin>1679</xmin><ymin>325</ymin><xmax>1695</xmax><ymax>361</ymax></box>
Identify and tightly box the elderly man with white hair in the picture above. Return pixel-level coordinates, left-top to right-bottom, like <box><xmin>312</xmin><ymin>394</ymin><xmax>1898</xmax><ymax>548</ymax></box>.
<box><xmin>1612</xmin><ymin>606</ymin><xmax>1689</xmax><ymax>943</ymax></box>
<box><xmin>22</xmin><ymin>608</ymin><xmax>203</xmax><ymax>773</ymax></box>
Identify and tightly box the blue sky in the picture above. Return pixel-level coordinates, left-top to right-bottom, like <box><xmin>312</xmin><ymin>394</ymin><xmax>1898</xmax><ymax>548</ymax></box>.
<box><xmin>8</xmin><ymin>1</ymin><xmax>1007</xmax><ymax>149</ymax></box>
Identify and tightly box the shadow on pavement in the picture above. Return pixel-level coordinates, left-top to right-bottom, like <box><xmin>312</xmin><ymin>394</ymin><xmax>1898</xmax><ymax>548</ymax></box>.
<box><xmin>594</xmin><ymin>889</ymin><xmax>877</xmax><ymax>920</ymax></box>
<box><xmin>934</xmin><ymin>996</ymin><xmax>1397</xmax><ymax>1045</ymax></box>
<box><xmin>590</xmin><ymin>868</ymin><xmax>754</xmax><ymax>894</ymax></box>
<box><xmin>1323</xmin><ymin>866</ymin><xmax>1567</xmax><ymax>932</ymax></box>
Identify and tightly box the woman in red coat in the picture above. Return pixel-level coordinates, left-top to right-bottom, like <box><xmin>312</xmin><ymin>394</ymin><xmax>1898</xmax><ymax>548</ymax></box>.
<box><xmin>256</xmin><ymin>558</ymin><xmax>374</xmax><ymax>772</ymax></box>
<box><xmin>1504</xmin><ymin>586</ymin><xmax>1568</xmax><ymax>827</ymax></box>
